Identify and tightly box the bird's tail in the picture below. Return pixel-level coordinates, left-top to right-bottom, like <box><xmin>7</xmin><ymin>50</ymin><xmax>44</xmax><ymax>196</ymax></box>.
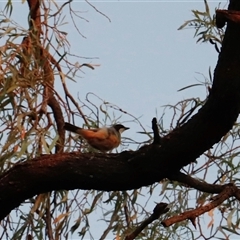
<box><xmin>64</xmin><ymin>122</ymin><xmax>82</xmax><ymax>134</ymax></box>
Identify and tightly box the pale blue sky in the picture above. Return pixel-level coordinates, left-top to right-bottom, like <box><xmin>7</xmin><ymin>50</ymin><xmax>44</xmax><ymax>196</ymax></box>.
<box><xmin>63</xmin><ymin>1</ymin><xmax>225</xmax><ymax>147</ymax></box>
<box><xmin>0</xmin><ymin>1</ymin><xmax>225</xmax><ymax>144</ymax></box>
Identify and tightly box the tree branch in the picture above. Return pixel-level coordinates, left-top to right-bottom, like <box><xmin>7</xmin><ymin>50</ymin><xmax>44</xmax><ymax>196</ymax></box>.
<box><xmin>152</xmin><ymin>117</ymin><xmax>162</xmax><ymax>145</ymax></box>
<box><xmin>125</xmin><ymin>203</ymin><xmax>169</xmax><ymax>240</ymax></box>
<box><xmin>168</xmin><ymin>171</ymin><xmax>225</xmax><ymax>193</ymax></box>
<box><xmin>161</xmin><ymin>184</ymin><xmax>236</xmax><ymax>227</ymax></box>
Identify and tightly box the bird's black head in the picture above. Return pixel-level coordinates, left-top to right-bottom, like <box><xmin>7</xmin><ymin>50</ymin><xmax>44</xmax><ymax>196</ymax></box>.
<box><xmin>113</xmin><ymin>124</ymin><xmax>129</xmax><ymax>134</ymax></box>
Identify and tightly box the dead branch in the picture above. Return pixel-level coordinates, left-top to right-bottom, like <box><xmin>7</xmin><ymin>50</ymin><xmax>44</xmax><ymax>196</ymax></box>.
<box><xmin>152</xmin><ymin>117</ymin><xmax>162</xmax><ymax>145</ymax></box>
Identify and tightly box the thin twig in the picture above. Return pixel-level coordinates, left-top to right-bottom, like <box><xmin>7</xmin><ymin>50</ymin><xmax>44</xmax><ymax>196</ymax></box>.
<box><xmin>45</xmin><ymin>196</ymin><xmax>54</xmax><ymax>240</ymax></box>
<box><xmin>85</xmin><ymin>0</ymin><xmax>111</xmax><ymax>22</ymax></box>
<box><xmin>50</xmin><ymin>0</ymin><xmax>73</xmax><ymax>17</ymax></box>
<box><xmin>99</xmin><ymin>208</ymin><xmax>119</xmax><ymax>240</ymax></box>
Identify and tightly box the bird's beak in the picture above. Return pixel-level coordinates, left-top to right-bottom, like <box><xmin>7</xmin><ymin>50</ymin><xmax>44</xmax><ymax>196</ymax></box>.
<box><xmin>124</xmin><ymin>127</ymin><xmax>130</xmax><ymax>130</ymax></box>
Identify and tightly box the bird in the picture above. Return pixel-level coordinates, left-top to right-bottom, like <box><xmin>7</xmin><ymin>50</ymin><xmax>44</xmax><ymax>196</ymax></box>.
<box><xmin>64</xmin><ymin>122</ymin><xmax>129</xmax><ymax>152</ymax></box>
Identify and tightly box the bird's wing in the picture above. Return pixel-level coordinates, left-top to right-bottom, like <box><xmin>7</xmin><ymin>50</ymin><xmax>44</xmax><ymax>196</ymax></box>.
<box><xmin>79</xmin><ymin>128</ymin><xmax>109</xmax><ymax>140</ymax></box>
<box><xmin>86</xmin><ymin>130</ymin><xmax>120</xmax><ymax>151</ymax></box>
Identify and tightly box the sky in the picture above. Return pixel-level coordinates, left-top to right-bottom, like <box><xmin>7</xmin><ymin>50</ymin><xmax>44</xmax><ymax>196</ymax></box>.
<box><xmin>59</xmin><ymin>0</ymin><xmax>224</xmax><ymax>145</ymax></box>
<box><xmin>0</xmin><ymin>0</ymin><xmax>226</xmax><ymax>143</ymax></box>
<box><xmin>0</xmin><ymin>0</ymin><xmax>231</xmax><ymax>239</ymax></box>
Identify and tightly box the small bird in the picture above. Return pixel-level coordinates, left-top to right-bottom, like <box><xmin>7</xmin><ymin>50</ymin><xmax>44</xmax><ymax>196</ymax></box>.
<box><xmin>64</xmin><ymin>122</ymin><xmax>129</xmax><ymax>152</ymax></box>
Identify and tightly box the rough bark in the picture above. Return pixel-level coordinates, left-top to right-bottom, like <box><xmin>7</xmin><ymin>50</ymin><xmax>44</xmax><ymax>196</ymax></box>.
<box><xmin>1</xmin><ymin>0</ymin><xmax>240</xmax><ymax>220</ymax></box>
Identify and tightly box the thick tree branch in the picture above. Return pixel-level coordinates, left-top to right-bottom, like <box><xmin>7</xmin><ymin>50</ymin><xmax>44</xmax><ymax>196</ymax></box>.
<box><xmin>1</xmin><ymin>0</ymin><xmax>240</xmax><ymax>221</ymax></box>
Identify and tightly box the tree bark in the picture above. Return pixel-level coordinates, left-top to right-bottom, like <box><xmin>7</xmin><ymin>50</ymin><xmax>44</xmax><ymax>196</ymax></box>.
<box><xmin>1</xmin><ymin>0</ymin><xmax>240</xmax><ymax>220</ymax></box>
